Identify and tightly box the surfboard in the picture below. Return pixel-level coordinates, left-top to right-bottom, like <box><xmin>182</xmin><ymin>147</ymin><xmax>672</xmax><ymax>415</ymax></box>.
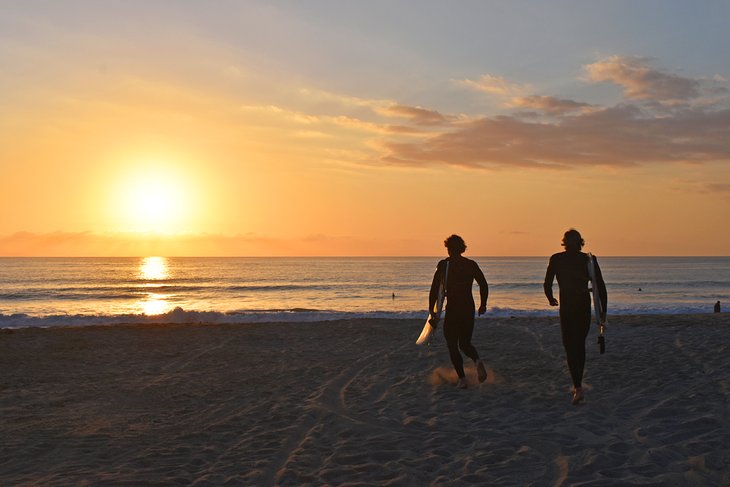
<box><xmin>587</xmin><ymin>253</ymin><xmax>605</xmax><ymax>327</ymax></box>
<box><xmin>416</xmin><ymin>260</ymin><xmax>449</xmax><ymax>345</ymax></box>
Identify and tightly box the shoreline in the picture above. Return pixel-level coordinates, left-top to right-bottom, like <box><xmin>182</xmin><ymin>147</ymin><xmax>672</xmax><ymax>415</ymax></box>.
<box><xmin>2</xmin><ymin>313</ymin><xmax>730</xmax><ymax>485</ymax></box>
<box><xmin>1</xmin><ymin>310</ymin><xmax>727</xmax><ymax>331</ymax></box>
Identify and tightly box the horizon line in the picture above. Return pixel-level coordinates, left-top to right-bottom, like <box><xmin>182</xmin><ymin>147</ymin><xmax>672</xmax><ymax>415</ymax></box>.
<box><xmin>1</xmin><ymin>255</ymin><xmax>728</xmax><ymax>259</ymax></box>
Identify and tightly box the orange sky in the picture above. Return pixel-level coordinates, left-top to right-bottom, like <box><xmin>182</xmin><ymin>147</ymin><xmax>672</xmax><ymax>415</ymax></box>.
<box><xmin>1</xmin><ymin>2</ymin><xmax>729</xmax><ymax>256</ymax></box>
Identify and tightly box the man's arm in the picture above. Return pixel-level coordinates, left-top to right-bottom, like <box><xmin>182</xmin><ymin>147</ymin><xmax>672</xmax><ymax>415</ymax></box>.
<box><xmin>544</xmin><ymin>256</ymin><xmax>559</xmax><ymax>306</ymax></box>
<box><xmin>473</xmin><ymin>262</ymin><xmax>488</xmax><ymax>315</ymax></box>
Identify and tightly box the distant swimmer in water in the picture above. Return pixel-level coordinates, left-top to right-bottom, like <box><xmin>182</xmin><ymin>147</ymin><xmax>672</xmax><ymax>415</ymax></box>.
<box><xmin>429</xmin><ymin>235</ymin><xmax>489</xmax><ymax>389</ymax></box>
<box><xmin>715</xmin><ymin>301</ymin><xmax>721</xmax><ymax>313</ymax></box>
<box><xmin>544</xmin><ymin>229</ymin><xmax>607</xmax><ymax>405</ymax></box>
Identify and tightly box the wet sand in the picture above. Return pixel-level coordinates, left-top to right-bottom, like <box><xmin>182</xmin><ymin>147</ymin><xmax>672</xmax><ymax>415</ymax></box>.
<box><xmin>2</xmin><ymin>313</ymin><xmax>729</xmax><ymax>486</ymax></box>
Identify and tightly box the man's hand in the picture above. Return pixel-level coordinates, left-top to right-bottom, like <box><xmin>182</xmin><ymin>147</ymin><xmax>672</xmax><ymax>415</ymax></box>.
<box><xmin>548</xmin><ymin>297</ymin><xmax>559</xmax><ymax>307</ymax></box>
<box><xmin>478</xmin><ymin>304</ymin><xmax>487</xmax><ymax>316</ymax></box>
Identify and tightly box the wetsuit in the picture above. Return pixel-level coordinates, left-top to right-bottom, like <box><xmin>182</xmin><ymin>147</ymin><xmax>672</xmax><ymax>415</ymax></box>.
<box><xmin>544</xmin><ymin>251</ymin><xmax>607</xmax><ymax>389</ymax></box>
<box><xmin>430</xmin><ymin>256</ymin><xmax>489</xmax><ymax>378</ymax></box>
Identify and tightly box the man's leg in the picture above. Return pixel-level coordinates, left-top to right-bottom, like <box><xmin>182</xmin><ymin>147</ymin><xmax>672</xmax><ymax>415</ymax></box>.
<box><xmin>443</xmin><ymin>316</ymin><xmax>465</xmax><ymax>378</ymax></box>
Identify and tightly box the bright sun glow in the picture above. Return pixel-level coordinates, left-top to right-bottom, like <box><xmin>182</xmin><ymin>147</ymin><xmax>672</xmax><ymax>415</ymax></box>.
<box><xmin>132</xmin><ymin>182</ymin><xmax>178</xmax><ymax>224</ymax></box>
<box><xmin>126</xmin><ymin>177</ymin><xmax>184</xmax><ymax>232</ymax></box>
<box><xmin>113</xmin><ymin>163</ymin><xmax>194</xmax><ymax>233</ymax></box>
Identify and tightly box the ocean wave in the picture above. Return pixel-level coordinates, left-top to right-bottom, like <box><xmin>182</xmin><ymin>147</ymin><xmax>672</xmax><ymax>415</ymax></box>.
<box><xmin>0</xmin><ymin>308</ymin><xmax>420</xmax><ymax>328</ymax></box>
<box><xmin>0</xmin><ymin>304</ymin><xmax>721</xmax><ymax>329</ymax></box>
<box><xmin>227</xmin><ymin>284</ymin><xmax>336</xmax><ymax>292</ymax></box>
<box><xmin>0</xmin><ymin>283</ymin><xmax>333</xmax><ymax>301</ymax></box>
<box><xmin>0</xmin><ymin>292</ymin><xmax>148</xmax><ymax>301</ymax></box>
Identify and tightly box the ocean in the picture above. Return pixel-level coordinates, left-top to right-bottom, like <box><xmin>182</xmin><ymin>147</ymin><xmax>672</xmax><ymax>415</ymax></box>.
<box><xmin>1</xmin><ymin>257</ymin><xmax>728</xmax><ymax>328</ymax></box>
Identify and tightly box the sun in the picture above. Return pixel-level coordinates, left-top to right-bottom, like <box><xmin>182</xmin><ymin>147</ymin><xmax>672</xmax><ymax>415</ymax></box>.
<box><xmin>113</xmin><ymin>164</ymin><xmax>193</xmax><ymax>233</ymax></box>
<box><xmin>128</xmin><ymin>178</ymin><xmax>181</xmax><ymax>229</ymax></box>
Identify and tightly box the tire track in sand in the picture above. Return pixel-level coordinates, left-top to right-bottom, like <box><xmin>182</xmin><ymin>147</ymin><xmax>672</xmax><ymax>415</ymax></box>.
<box><xmin>265</xmin><ymin>343</ymin><xmax>417</xmax><ymax>485</ymax></box>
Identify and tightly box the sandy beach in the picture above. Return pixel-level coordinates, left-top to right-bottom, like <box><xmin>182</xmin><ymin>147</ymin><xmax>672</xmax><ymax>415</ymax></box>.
<box><xmin>2</xmin><ymin>313</ymin><xmax>729</xmax><ymax>486</ymax></box>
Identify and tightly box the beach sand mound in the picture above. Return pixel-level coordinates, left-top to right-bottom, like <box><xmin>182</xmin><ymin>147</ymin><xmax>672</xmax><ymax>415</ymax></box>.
<box><xmin>2</xmin><ymin>313</ymin><xmax>730</xmax><ymax>485</ymax></box>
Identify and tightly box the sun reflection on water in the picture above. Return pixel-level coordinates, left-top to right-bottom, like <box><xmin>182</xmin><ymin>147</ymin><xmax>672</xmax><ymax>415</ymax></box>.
<box><xmin>138</xmin><ymin>257</ymin><xmax>171</xmax><ymax>315</ymax></box>
<box><xmin>141</xmin><ymin>295</ymin><xmax>169</xmax><ymax>315</ymax></box>
<box><xmin>139</xmin><ymin>256</ymin><xmax>169</xmax><ymax>280</ymax></box>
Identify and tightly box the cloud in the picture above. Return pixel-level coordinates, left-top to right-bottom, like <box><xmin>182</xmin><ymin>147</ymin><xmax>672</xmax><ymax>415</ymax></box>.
<box><xmin>325</xmin><ymin>105</ymin><xmax>455</xmax><ymax>138</ymax></box>
<box><xmin>0</xmin><ymin>231</ymin><xmax>268</xmax><ymax>257</ymax></box>
<box><xmin>238</xmin><ymin>104</ymin><xmax>320</xmax><ymax>125</ymax></box>
<box><xmin>384</xmin><ymin>125</ymin><xmax>428</xmax><ymax>135</ymax></box>
<box><xmin>381</xmin><ymin>106</ymin><xmax>730</xmax><ymax>169</ymax></box>
<box><xmin>704</xmin><ymin>183</ymin><xmax>730</xmax><ymax>194</ymax></box>
<box><xmin>0</xmin><ymin>231</ymin><xmax>425</xmax><ymax>257</ymax></box>
<box><xmin>369</xmin><ymin>56</ymin><xmax>730</xmax><ymax>170</ymax></box>
<box><xmin>455</xmin><ymin>74</ymin><xmax>530</xmax><ymax>97</ymax></box>
<box><xmin>330</xmin><ymin>115</ymin><xmax>392</xmax><ymax>134</ymax></box>
<box><xmin>379</xmin><ymin>104</ymin><xmax>450</xmax><ymax>125</ymax></box>
<box><xmin>296</xmin><ymin>87</ymin><xmax>391</xmax><ymax>111</ymax></box>
<box><xmin>509</xmin><ymin>95</ymin><xmax>593</xmax><ymax>115</ymax></box>
<box><xmin>584</xmin><ymin>55</ymin><xmax>700</xmax><ymax>102</ymax></box>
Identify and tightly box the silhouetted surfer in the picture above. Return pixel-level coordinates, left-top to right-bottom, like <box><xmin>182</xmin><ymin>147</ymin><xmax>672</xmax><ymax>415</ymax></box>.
<box><xmin>544</xmin><ymin>229</ymin><xmax>607</xmax><ymax>405</ymax></box>
<box><xmin>429</xmin><ymin>235</ymin><xmax>489</xmax><ymax>389</ymax></box>
<box><xmin>715</xmin><ymin>301</ymin><xmax>721</xmax><ymax>313</ymax></box>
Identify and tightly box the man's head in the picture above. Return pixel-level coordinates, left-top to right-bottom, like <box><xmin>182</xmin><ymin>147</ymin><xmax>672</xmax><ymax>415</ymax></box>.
<box><xmin>444</xmin><ymin>234</ymin><xmax>467</xmax><ymax>256</ymax></box>
<box><xmin>561</xmin><ymin>229</ymin><xmax>584</xmax><ymax>252</ymax></box>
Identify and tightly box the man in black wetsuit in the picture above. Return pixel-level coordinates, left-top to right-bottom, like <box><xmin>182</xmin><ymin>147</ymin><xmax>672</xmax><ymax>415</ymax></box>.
<box><xmin>429</xmin><ymin>235</ymin><xmax>489</xmax><ymax>389</ymax></box>
<box><xmin>544</xmin><ymin>229</ymin><xmax>607</xmax><ymax>405</ymax></box>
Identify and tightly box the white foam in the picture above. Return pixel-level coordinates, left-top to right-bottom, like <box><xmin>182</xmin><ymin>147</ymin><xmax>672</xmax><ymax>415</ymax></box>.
<box><xmin>0</xmin><ymin>304</ymin><xmax>719</xmax><ymax>329</ymax></box>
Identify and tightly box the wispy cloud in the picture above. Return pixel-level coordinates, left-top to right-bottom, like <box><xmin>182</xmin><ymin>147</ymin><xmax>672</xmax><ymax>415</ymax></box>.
<box><xmin>296</xmin><ymin>87</ymin><xmax>392</xmax><ymax>111</ymax></box>
<box><xmin>584</xmin><ymin>55</ymin><xmax>700</xmax><ymax>102</ymax></box>
<box><xmin>454</xmin><ymin>74</ymin><xmax>530</xmax><ymax>97</ymax></box>
<box><xmin>704</xmin><ymin>183</ymin><xmax>730</xmax><ymax>194</ymax></box>
<box><xmin>379</xmin><ymin>104</ymin><xmax>451</xmax><ymax>126</ymax></box>
<box><xmin>237</xmin><ymin>104</ymin><xmax>321</xmax><ymax>125</ymax></box>
<box><xmin>509</xmin><ymin>95</ymin><xmax>593</xmax><ymax>115</ymax></box>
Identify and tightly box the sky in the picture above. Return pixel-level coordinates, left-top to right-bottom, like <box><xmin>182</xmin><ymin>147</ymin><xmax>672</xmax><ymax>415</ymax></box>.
<box><xmin>1</xmin><ymin>0</ymin><xmax>728</xmax><ymax>256</ymax></box>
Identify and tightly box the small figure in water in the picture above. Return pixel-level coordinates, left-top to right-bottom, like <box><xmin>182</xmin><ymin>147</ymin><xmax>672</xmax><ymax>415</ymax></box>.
<box><xmin>392</xmin><ymin>292</ymin><xmax>395</xmax><ymax>300</ymax></box>
<box><xmin>715</xmin><ymin>301</ymin><xmax>721</xmax><ymax>313</ymax></box>
<box><xmin>429</xmin><ymin>235</ymin><xmax>489</xmax><ymax>389</ymax></box>
<box><xmin>544</xmin><ymin>229</ymin><xmax>607</xmax><ymax>405</ymax></box>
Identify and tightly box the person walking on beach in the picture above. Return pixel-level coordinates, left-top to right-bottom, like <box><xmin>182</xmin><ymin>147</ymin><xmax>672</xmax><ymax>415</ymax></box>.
<box><xmin>430</xmin><ymin>234</ymin><xmax>489</xmax><ymax>389</ymax></box>
<box><xmin>544</xmin><ymin>229</ymin><xmax>607</xmax><ymax>405</ymax></box>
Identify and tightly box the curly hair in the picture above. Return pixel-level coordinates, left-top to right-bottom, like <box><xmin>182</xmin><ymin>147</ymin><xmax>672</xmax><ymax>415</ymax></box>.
<box><xmin>561</xmin><ymin>229</ymin><xmax>585</xmax><ymax>251</ymax></box>
<box><xmin>444</xmin><ymin>234</ymin><xmax>467</xmax><ymax>254</ymax></box>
